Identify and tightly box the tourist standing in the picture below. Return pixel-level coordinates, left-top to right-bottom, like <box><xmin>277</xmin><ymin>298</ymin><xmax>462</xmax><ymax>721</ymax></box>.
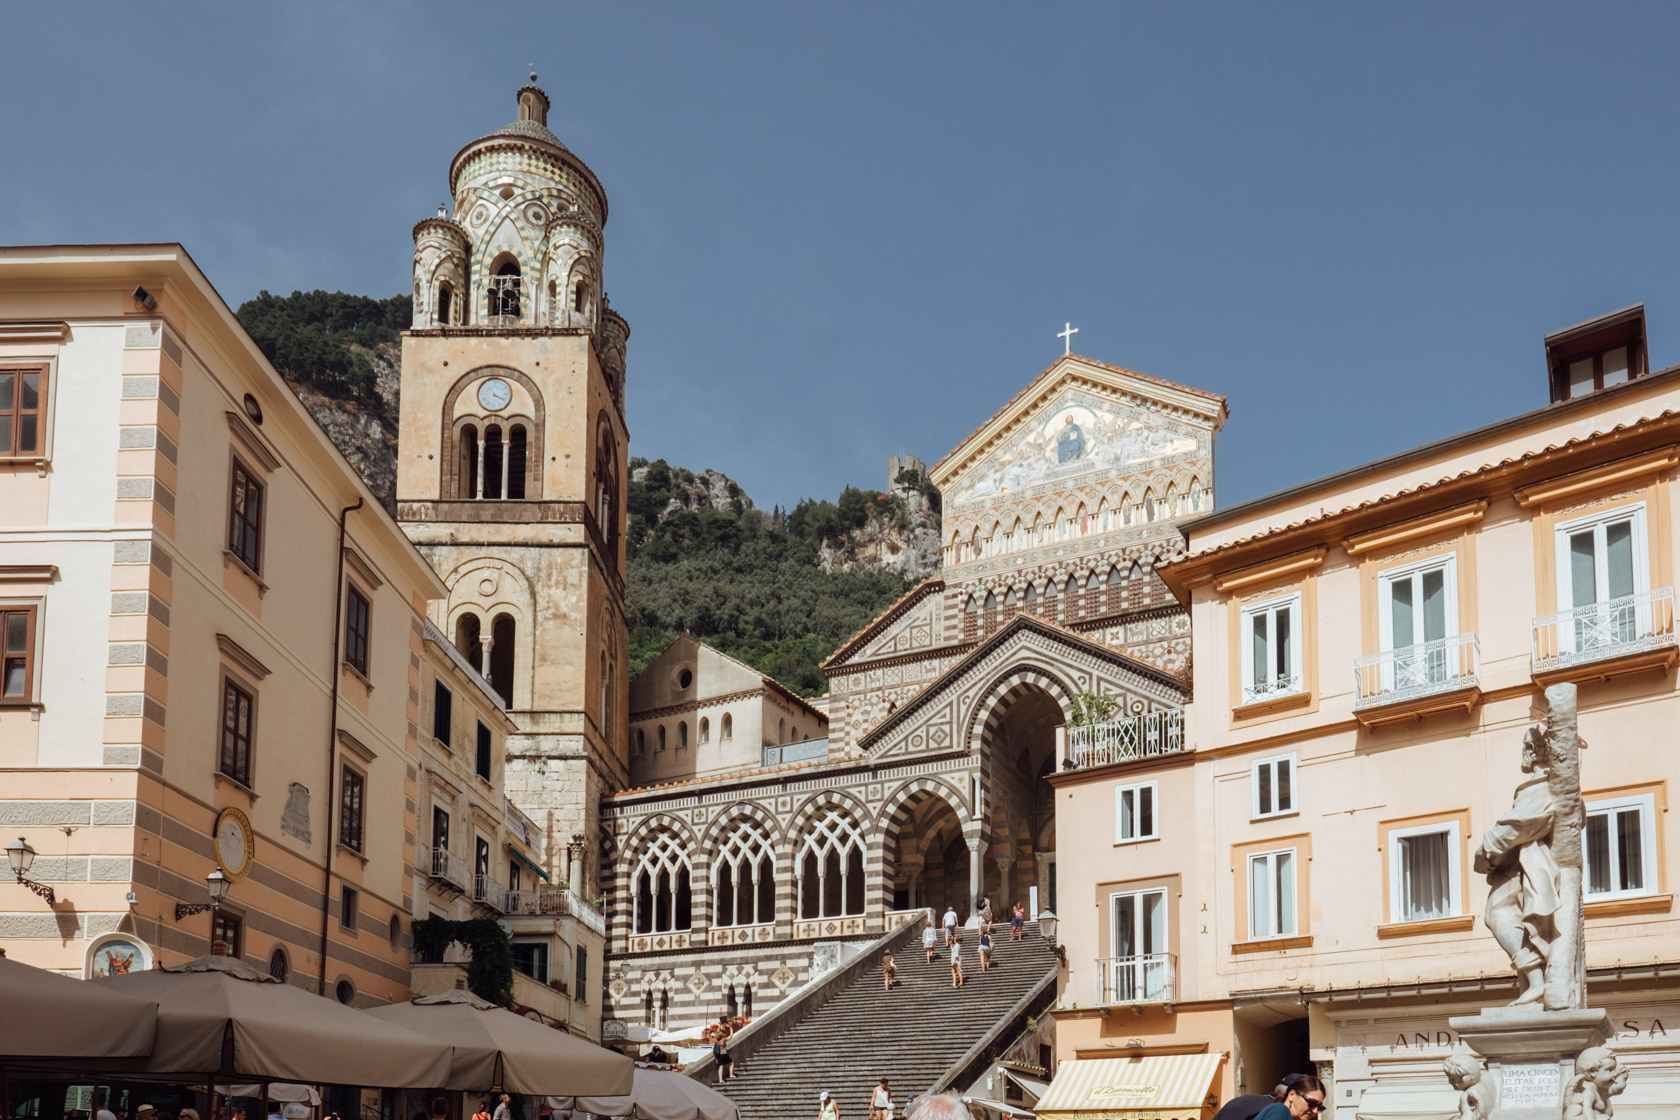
<box><xmin>1010</xmin><ymin>902</ymin><xmax>1026</xmax><ymax>941</ymax></box>
<box><xmin>882</xmin><ymin>952</ymin><xmax>897</xmax><ymax>991</ymax></box>
<box><xmin>872</xmin><ymin>1080</ymin><xmax>893</xmax><ymax>1120</ymax></box>
<box><xmin>473</xmin><ymin>1102</ymin><xmax>491</xmax><ymax>1120</ymax></box>
<box><xmin>492</xmin><ymin>1097</ymin><xmax>513</xmax><ymax>1120</ymax></box>
<box><xmin>714</xmin><ymin>1014</ymin><xmax>736</xmax><ymax>1082</ymax></box>
<box><xmin>950</xmin><ymin>939</ymin><xmax>965</xmax><ymax>988</ymax></box>
<box><xmin>923</xmin><ymin>918</ymin><xmax>939</xmax><ymax>963</ymax></box>
<box><xmin>943</xmin><ymin>905</ymin><xmax>959</xmax><ymax>946</ymax></box>
<box><xmin>819</xmin><ymin>1091</ymin><xmax>839</xmax><ymax>1120</ymax></box>
<box><xmin>978</xmin><ymin>926</ymin><xmax>993</xmax><ymax>972</ymax></box>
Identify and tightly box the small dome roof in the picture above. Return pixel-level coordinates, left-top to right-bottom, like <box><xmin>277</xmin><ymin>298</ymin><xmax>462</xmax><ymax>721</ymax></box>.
<box><xmin>488</xmin><ymin>118</ymin><xmax>571</xmax><ymax>149</ymax></box>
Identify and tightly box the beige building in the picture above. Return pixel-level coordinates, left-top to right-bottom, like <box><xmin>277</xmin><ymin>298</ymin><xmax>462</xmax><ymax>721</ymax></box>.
<box><xmin>627</xmin><ymin>635</ymin><xmax>829</xmax><ymax>788</ymax></box>
<box><xmin>413</xmin><ymin>620</ymin><xmax>605</xmax><ymax>1038</ymax></box>
<box><xmin>0</xmin><ymin>245</ymin><xmax>444</xmax><ymax>1006</ymax></box>
<box><xmin>1049</xmin><ymin>305</ymin><xmax>1679</xmax><ymax>1117</ymax></box>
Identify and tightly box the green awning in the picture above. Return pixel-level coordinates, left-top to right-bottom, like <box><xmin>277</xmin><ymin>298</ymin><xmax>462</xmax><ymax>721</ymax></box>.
<box><xmin>509</xmin><ymin>845</ymin><xmax>550</xmax><ymax>883</ymax></box>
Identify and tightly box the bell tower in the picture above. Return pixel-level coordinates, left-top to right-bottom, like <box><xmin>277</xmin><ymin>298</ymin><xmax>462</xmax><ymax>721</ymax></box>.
<box><xmin>396</xmin><ymin>76</ymin><xmax>630</xmax><ymax>892</ymax></box>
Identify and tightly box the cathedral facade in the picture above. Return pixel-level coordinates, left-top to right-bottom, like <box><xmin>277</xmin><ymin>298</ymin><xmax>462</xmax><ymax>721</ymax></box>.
<box><xmin>599</xmin><ymin>357</ymin><xmax>1226</xmax><ymax>1030</ymax></box>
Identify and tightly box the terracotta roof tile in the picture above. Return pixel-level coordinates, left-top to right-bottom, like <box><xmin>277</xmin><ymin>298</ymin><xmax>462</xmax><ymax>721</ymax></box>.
<box><xmin>931</xmin><ymin>354</ymin><xmax>1227</xmax><ymax>476</ymax></box>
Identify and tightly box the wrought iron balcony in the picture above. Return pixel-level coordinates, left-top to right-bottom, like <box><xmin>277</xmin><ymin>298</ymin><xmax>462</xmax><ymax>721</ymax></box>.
<box><xmin>1241</xmin><ymin>674</ymin><xmax>1304</xmax><ymax>706</ymax></box>
<box><xmin>428</xmin><ymin>845</ymin><xmax>472</xmax><ymax>892</ymax></box>
<box><xmin>1532</xmin><ymin>588</ymin><xmax>1676</xmax><ymax>679</ymax></box>
<box><xmin>1353</xmin><ymin>633</ymin><xmax>1480</xmax><ymax>710</ymax></box>
<box><xmin>1097</xmin><ymin>953</ymin><xmax>1176</xmax><ymax>1006</ymax></box>
<box><xmin>1066</xmin><ymin>708</ymin><xmax>1186</xmax><ymax>770</ymax></box>
<box><xmin>473</xmin><ymin>874</ymin><xmax>509</xmax><ymax>913</ymax></box>
<box><xmin>503</xmin><ymin>887</ymin><xmax>606</xmax><ymax>934</ymax></box>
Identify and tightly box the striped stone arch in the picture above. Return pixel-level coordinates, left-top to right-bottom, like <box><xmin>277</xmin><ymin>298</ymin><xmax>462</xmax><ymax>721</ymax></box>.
<box><xmin>868</xmin><ymin>775</ymin><xmax>971</xmax><ymax>915</ymax></box>
<box><xmin>701</xmin><ymin>803</ymin><xmax>786</xmax><ymax>932</ymax></box>
<box><xmin>964</xmin><ymin>665</ymin><xmax>1075</xmax><ymax>755</ymax></box>
<box><xmin>783</xmin><ymin>789</ymin><xmax>875</xmax><ymax>923</ymax></box>
<box><xmin>781</xmin><ymin>788</ymin><xmax>872</xmax><ymax>862</ymax></box>
<box><xmin>701</xmin><ymin>800</ymin><xmax>784</xmax><ymax>852</ymax></box>
<box><xmin>609</xmin><ymin>812</ymin><xmax>699</xmax><ymax>945</ymax></box>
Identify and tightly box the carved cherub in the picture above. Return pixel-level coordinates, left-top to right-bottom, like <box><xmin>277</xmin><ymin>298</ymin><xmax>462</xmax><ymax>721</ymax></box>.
<box><xmin>1564</xmin><ymin>1047</ymin><xmax>1629</xmax><ymax>1120</ymax></box>
<box><xmin>1442</xmin><ymin>1054</ymin><xmax>1492</xmax><ymax>1120</ymax></box>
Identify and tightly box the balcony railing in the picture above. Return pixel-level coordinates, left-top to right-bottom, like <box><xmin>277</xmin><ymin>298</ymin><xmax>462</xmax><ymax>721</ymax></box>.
<box><xmin>1353</xmin><ymin>633</ymin><xmax>1480</xmax><ymax>709</ymax></box>
<box><xmin>503</xmin><ymin>888</ymin><xmax>606</xmax><ymax>935</ymax></box>
<box><xmin>473</xmin><ymin>874</ymin><xmax>509</xmax><ymax>913</ymax></box>
<box><xmin>1097</xmin><ymin>953</ymin><xmax>1176</xmax><ymax>1006</ymax></box>
<box><xmin>1241</xmin><ymin>675</ymin><xmax>1304</xmax><ymax>706</ymax></box>
<box><xmin>428</xmin><ymin>845</ymin><xmax>471</xmax><ymax>892</ymax></box>
<box><xmin>763</xmin><ymin>739</ymin><xmax>829</xmax><ymax>767</ymax></box>
<box><xmin>1532</xmin><ymin>587</ymin><xmax>1676</xmax><ymax>675</ymax></box>
<box><xmin>1066</xmin><ymin>709</ymin><xmax>1186</xmax><ymax>770</ymax></box>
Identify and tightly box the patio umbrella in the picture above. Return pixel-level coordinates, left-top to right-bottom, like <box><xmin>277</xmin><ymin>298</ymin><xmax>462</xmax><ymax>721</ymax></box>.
<box><xmin>0</xmin><ymin>953</ymin><xmax>158</xmax><ymax>1059</ymax></box>
<box><xmin>90</xmin><ymin>955</ymin><xmax>453</xmax><ymax>1087</ymax></box>
<box><xmin>559</xmin><ymin>1068</ymin><xmax>738</xmax><ymax>1120</ymax></box>
<box><xmin>366</xmin><ymin>988</ymin><xmax>632</xmax><ymax>1096</ymax></box>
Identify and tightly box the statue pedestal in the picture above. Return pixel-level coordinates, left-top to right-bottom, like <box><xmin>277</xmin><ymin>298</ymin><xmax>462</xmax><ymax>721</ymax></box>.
<box><xmin>1448</xmin><ymin>1008</ymin><xmax>1609</xmax><ymax>1119</ymax></box>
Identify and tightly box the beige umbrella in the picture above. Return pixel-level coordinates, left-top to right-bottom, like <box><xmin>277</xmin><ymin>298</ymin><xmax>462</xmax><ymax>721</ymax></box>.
<box><xmin>561</xmin><ymin>1068</ymin><xmax>738</xmax><ymax>1120</ymax></box>
<box><xmin>366</xmin><ymin>989</ymin><xmax>632</xmax><ymax>1096</ymax></box>
<box><xmin>0</xmin><ymin>953</ymin><xmax>158</xmax><ymax>1059</ymax></box>
<box><xmin>91</xmin><ymin>955</ymin><xmax>453</xmax><ymax>1087</ymax></box>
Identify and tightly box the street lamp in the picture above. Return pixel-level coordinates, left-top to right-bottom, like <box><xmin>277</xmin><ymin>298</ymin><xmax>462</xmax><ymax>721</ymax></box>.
<box><xmin>1037</xmin><ymin>907</ymin><xmax>1066</xmax><ymax>965</ymax></box>
<box><xmin>6</xmin><ymin>837</ymin><xmax>55</xmax><ymax>903</ymax></box>
<box><xmin>175</xmin><ymin>868</ymin><xmax>232</xmax><ymax>921</ymax></box>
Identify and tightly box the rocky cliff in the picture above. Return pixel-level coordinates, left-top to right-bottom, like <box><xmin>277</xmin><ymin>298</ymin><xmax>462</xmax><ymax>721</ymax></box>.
<box><xmin>282</xmin><ymin>342</ymin><xmax>401</xmax><ymax>513</ymax></box>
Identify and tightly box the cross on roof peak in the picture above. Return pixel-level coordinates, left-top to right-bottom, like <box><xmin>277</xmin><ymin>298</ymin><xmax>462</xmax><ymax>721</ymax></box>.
<box><xmin>1057</xmin><ymin>322</ymin><xmax>1079</xmax><ymax>356</ymax></box>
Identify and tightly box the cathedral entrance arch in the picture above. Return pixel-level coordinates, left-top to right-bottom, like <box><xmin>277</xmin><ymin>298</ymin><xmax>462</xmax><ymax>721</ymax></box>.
<box><xmin>971</xmin><ymin>673</ymin><xmax>1067</xmax><ymax>918</ymax></box>
<box><xmin>879</xmin><ymin>782</ymin><xmax>970</xmax><ymax>919</ymax></box>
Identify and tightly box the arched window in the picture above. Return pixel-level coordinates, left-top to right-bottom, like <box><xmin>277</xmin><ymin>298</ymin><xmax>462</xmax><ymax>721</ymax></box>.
<box><xmin>599</xmin><ymin>652</ymin><xmax>610</xmax><ymax>737</ymax></box>
<box><xmin>573</xmin><ymin>278</ymin><xmax>589</xmax><ymax>314</ymax></box>
<box><xmin>1024</xmin><ymin>583</ymin><xmax>1037</xmax><ymax>607</ymax></box>
<box><xmin>1004</xmin><ymin>588</ymin><xmax>1017</xmax><ymax>609</ymax></box>
<box><xmin>699</xmin><ymin>717</ymin><xmax>710</xmax><ymax>744</ymax></box>
<box><xmin>966</xmin><ymin>595</ymin><xmax>980</xmax><ymax>613</ymax></box>
<box><xmin>743</xmin><ymin>985</ymin><xmax>753</xmax><ymax>1017</ymax></box>
<box><xmin>436</xmin><ymin>282</ymin><xmax>453</xmax><ymax>326</ymax></box>
<box><xmin>726</xmin><ymin>985</ymin><xmax>738</xmax><ymax>1018</ymax></box>
<box><xmin>797</xmin><ymin>810</ymin><xmax>867</xmax><ymax>918</ymax></box>
<box><xmin>459</xmin><ymin>424</ymin><xmax>479</xmax><ymax>500</ymax></box>
<box><xmin>1129</xmin><ymin>560</ymin><xmax>1144</xmax><ymax>582</ymax></box>
<box><xmin>635</xmin><ymin>728</ymin><xmax>645</xmax><ymax>755</ymax></box>
<box><xmin>633</xmin><ymin>832</ymin><xmax>692</xmax><ymax>934</ymax></box>
<box><xmin>489</xmin><ymin>258</ymin><xmax>522</xmax><ymax>321</ymax></box>
<box><xmin>984</xmin><ymin>591</ymin><xmax>997</xmax><ymax>612</ymax></box>
<box><xmin>482</xmin><ymin>425</ymin><xmax>504</xmax><ymax>500</ymax></box>
<box><xmin>778</xmin><ymin>718</ymin><xmax>786</xmax><ymax>745</ymax></box>
<box><xmin>507</xmin><ymin>425</ymin><xmax>528</xmax><ymax>500</ymax></box>
<box><xmin>489</xmin><ymin>613</ymin><xmax>516</xmax><ymax>707</ymax></box>
<box><xmin>1087</xmin><ymin>571</ymin><xmax>1102</xmax><ymax>591</ymax></box>
<box><xmin>455</xmin><ymin>613</ymin><xmax>483</xmax><ymax>672</ymax></box>
<box><xmin>722</xmin><ymin>713</ymin><xmax>733</xmax><ymax>740</ymax></box>
<box><xmin>714</xmin><ymin>820</ymin><xmax>776</xmax><ymax>927</ymax></box>
<box><xmin>678</xmin><ymin>721</ymin><xmax>689</xmax><ymax>749</ymax></box>
<box><xmin>1065</xmin><ymin>576</ymin><xmax>1078</xmax><ymax>598</ymax></box>
<box><xmin>657</xmin><ymin>725</ymin><xmax>667</xmax><ymax>752</ymax></box>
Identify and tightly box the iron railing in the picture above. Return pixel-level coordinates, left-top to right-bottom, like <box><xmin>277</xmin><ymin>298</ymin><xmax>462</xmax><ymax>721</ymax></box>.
<box><xmin>1241</xmin><ymin>674</ymin><xmax>1303</xmax><ymax>706</ymax></box>
<box><xmin>1532</xmin><ymin>587</ymin><xmax>1676</xmax><ymax>674</ymax></box>
<box><xmin>1097</xmin><ymin>953</ymin><xmax>1176</xmax><ymax>1005</ymax></box>
<box><xmin>1353</xmin><ymin>632</ymin><xmax>1480</xmax><ymax>709</ymax></box>
<box><xmin>473</xmin><ymin>874</ymin><xmax>509</xmax><ymax>913</ymax></box>
<box><xmin>503</xmin><ymin>887</ymin><xmax>606</xmax><ymax>934</ymax></box>
<box><xmin>428</xmin><ymin>845</ymin><xmax>472</xmax><ymax>892</ymax></box>
<box><xmin>1066</xmin><ymin>709</ymin><xmax>1186</xmax><ymax>770</ymax></box>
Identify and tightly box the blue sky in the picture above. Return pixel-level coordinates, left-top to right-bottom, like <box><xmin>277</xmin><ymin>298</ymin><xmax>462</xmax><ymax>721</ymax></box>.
<box><xmin>6</xmin><ymin>4</ymin><xmax>1680</xmax><ymax>511</ymax></box>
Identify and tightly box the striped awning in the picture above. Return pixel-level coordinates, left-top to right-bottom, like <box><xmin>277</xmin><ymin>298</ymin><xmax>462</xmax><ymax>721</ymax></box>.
<box><xmin>1035</xmin><ymin>1054</ymin><xmax>1223</xmax><ymax>1120</ymax></box>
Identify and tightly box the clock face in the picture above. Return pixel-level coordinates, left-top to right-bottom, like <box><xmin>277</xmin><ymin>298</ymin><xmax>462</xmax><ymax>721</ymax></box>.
<box><xmin>477</xmin><ymin>378</ymin><xmax>512</xmax><ymax>411</ymax></box>
<box><xmin>215</xmin><ymin>807</ymin><xmax>255</xmax><ymax>882</ymax></box>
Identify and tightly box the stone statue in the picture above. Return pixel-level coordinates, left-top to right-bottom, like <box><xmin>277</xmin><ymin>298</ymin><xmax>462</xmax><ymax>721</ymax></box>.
<box><xmin>1441</xmin><ymin>1054</ymin><xmax>1492</xmax><ymax>1120</ymax></box>
<box><xmin>1473</xmin><ymin>723</ymin><xmax>1561</xmax><ymax>1006</ymax></box>
<box><xmin>1564</xmin><ymin>1046</ymin><xmax>1630</xmax><ymax>1120</ymax></box>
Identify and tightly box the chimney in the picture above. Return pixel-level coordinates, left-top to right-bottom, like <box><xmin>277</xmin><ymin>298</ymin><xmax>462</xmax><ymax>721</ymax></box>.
<box><xmin>518</xmin><ymin>75</ymin><xmax>550</xmax><ymax>127</ymax></box>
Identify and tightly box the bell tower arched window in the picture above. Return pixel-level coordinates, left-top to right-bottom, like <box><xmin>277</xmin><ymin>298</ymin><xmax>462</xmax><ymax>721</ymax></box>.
<box><xmin>488</xmin><ymin>258</ymin><xmax>522</xmax><ymax>323</ymax></box>
<box><xmin>483</xmin><ymin>425</ymin><xmax>505</xmax><ymax>500</ymax></box>
<box><xmin>436</xmin><ymin>282</ymin><xmax>453</xmax><ymax>326</ymax></box>
<box><xmin>489</xmin><ymin>613</ymin><xmax>516</xmax><ymax>707</ymax></box>
<box><xmin>459</xmin><ymin>425</ymin><xmax>479</xmax><ymax>500</ymax></box>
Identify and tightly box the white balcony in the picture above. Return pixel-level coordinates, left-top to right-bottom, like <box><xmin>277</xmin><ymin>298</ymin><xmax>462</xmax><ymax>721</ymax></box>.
<box><xmin>473</xmin><ymin>874</ymin><xmax>509</xmax><ymax>913</ymax></box>
<box><xmin>1241</xmin><ymin>675</ymin><xmax>1304</xmax><ymax>707</ymax></box>
<box><xmin>1532</xmin><ymin>588</ymin><xmax>1677</xmax><ymax>684</ymax></box>
<box><xmin>1066</xmin><ymin>709</ymin><xmax>1186</xmax><ymax>770</ymax></box>
<box><xmin>1352</xmin><ymin>633</ymin><xmax>1481</xmax><ymax>725</ymax></box>
<box><xmin>1097</xmin><ymin>953</ymin><xmax>1176</xmax><ymax>1007</ymax></box>
<box><xmin>428</xmin><ymin>845</ymin><xmax>472</xmax><ymax>892</ymax></box>
<box><xmin>504</xmin><ymin>887</ymin><xmax>606</xmax><ymax>935</ymax></box>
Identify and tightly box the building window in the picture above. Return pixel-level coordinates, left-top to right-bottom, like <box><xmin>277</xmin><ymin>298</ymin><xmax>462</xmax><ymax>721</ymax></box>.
<box><xmin>339</xmin><ymin>765</ymin><xmax>365</xmax><ymax>852</ymax></box>
<box><xmin>1375</xmin><ymin>555</ymin><xmax>1458</xmax><ymax>693</ymax></box>
<box><xmin>212</xmin><ymin>911</ymin><xmax>243</xmax><ymax>957</ymax></box>
<box><xmin>344</xmin><ymin>586</ymin><xmax>371</xmax><ymax>676</ymax></box>
<box><xmin>227</xmin><ymin>459</ymin><xmax>264</xmax><ymax>573</ymax></box>
<box><xmin>433</xmin><ymin>682</ymin><xmax>453</xmax><ymax>746</ymax></box>
<box><xmin>797</xmin><ymin>809</ymin><xmax>867</xmax><ymax>918</ymax></box>
<box><xmin>476</xmin><ymin>721</ymin><xmax>493</xmax><ymax>780</ymax></box>
<box><xmin>700</xmin><ymin>717</ymin><xmax>710</xmax><ymax>744</ymax></box>
<box><xmin>220</xmin><ymin>678</ymin><xmax>255</xmax><ymax>786</ymax></box>
<box><xmin>475</xmin><ymin>836</ymin><xmax>492</xmax><ymax>902</ymax></box>
<box><xmin>268</xmin><ymin>946</ymin><xmax>289</xmax><ymax>982</ymax></box>
<box><xmin>1240</xmin><ymin>593</ymin><xmax>1302</xmax><ymax>704</ymax></box>
<box><xmin>512</xmin><ymin>941</ymin><xmax>549</xmax><ymax>982</ymax></box>
<box><xmin>576</xmin><ymin>945</ymin><xmax>589</xmax><ymax>1003</ymax></box>
<box><xmin>432</xmin><ymin>807</ymin><xmax>450</xmax><ymax>854</ymax></box>
<box><xmin>633</xmin><ymin>831</ymin><xmax>693</xmax><ymax>934</ymax></box>
<box><xmin>714</xmin><ymin>820</ymin><xmax>776</xmax><ymax>927</ymax></box>
<box><xmin>489</xmin><ymin>258</ymin><xmax>522</xmax><ymax>321</ymax></box>
<box><xmin>1108</xmin><ymin>888</ymin><xmax>1169</xmax><ymax>1002</ymax></box>
<box><xmin>1252</xmin><ymin>754</ymin><xmax>1296</xmax><ymax>819</ymax></box>
<box><xmin>678</xmin><ymin>721</ymin><xmax>689</xmax><ymax>749</ymax></box>
<box><xmin>1584</xmin><ymin>793</ymin><xmax>1657</xmax><ymax>900</ymax></box>
<box><xmin>335</xmin><ymin>978</ymin><xmax>355</xmax><ymax>1005</ymax></box>
<box><xmin>1247</xmin><ymin>848</ymin><xmax>1297</xmax><ymax>940</ymax></box>
<box><xmin>722</xmin><ymin>713</ymin><xmax>733</xmax><ymax>740</ymax></box>
<box><xmin>436</xmin><ymin>282</ymin><xmax>453</xmax><ymax>326</ymax></box>
<box><xmin>1388</xmin><ymin>822</ymin><xmax>1461</xmax><ymax>923</ymax></box>
<box><xmin>1555</xmin><ymin>504</ymin><xmax>1648</xmax><ymax>624</ymax></box>
<box><xmin>657</xmin><ymin>725</ymin><xmax>667</xmax><ymax>752</ymax></box>
<box><xmin>1566</xmin><ymin>344</ymin><xmax>1636</xmax><ymax>398</ymax></box>
<box><xmin>635</xmin><ymin>728</ymin><xmax>645</xmax><ymax>755</ymax></box>
<box><xmin>1115</xmin><ymin>781</ymin><xmax>1158</xmax><ymax>844</ymax></box>
<box><xmin>1</xmin><ymin>605</ymin><xmax>38</xmax><ymax>704</ymax></box>
<box><xmin>0</xmin><ymin>365</ymin><xmax>46</xmax><ymax>457</ymax></box>
<box><xmin>339</xmin><ymin>885</ymin><xmax>359</xmax><ymax>931</ymax></box>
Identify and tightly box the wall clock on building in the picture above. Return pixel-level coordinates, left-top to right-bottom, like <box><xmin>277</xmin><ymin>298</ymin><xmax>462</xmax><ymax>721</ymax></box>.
<box><xmin>478</xmin><ymin>378</ymin><xmax>512</xmax><ymax>411</ymax></box>
<box><xmin>215</xmin><ymin>807</ymin><xmax>256</xmax><ymax>883</ymax></box>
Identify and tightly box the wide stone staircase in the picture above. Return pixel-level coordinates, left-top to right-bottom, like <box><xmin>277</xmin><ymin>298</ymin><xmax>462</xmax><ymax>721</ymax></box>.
<box><xmin>708</xmin><ymin>923</ymin><xmax>1056</xmax><ymax>1120</ymax></box>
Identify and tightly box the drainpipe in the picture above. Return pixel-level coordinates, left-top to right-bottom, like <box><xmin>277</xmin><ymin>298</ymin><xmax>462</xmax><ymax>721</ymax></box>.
<box><xmin>318</xmin><ymin>498</ymin><xmax>363</xmax><ymax>995</ymax></box>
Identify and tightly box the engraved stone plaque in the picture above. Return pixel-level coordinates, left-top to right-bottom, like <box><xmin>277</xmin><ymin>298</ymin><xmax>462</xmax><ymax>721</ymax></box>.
<box><xmin>1499</xmin><ymin>1063</ymin><xmax>1560</xmax><ymax>1109</ymax></box>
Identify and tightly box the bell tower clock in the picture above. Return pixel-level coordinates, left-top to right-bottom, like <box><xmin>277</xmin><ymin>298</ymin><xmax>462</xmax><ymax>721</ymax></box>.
<box><xmin>395</xmin><ymin>76</ymin><xmax>631</xmax><ymax>893</ymax></box>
